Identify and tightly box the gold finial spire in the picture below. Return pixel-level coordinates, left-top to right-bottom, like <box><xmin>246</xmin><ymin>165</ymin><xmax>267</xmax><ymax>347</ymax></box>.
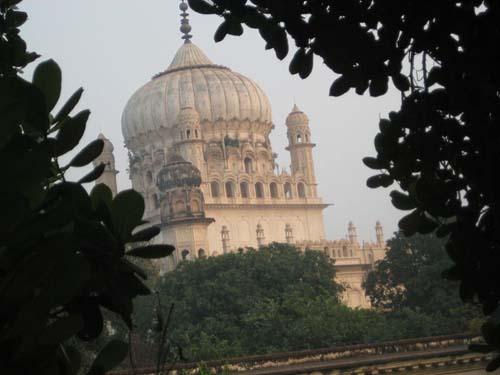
<box><xmin>180</xmin><ymin>0</ymin><xmax>192</xmax><ymax>43</ymax></box>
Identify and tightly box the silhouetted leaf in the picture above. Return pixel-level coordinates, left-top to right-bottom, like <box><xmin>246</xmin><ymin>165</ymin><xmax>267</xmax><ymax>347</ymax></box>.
<box><xmin>329</xmin><ymin>75</ymin><xmax>351</xmax><ymax>96</ymax></box>
<box><xmin>369</xmin><ymin>75</ymin><xmax>389</xmax><ymax>97</ymax></box>
<box><xmin>90</xmin><ymin>183</ymin><xmax>113</xmax><ymax>210</ymax></box>
<box><xmin>33</xmin><ymin>59</ymin><xmax>61</xmax><ymax>112</ymax></box>
<box><xmin>78</xmin><ymin>163</ymin><xmax>105</xmax><ymax>184</ymax></box>
<box><xmin>214</xmin><ymin>20</ymin><xmax>229</xmax><ymax>42</ymax></box>
<box><xmin>290</xmin><ymin>48</ymin><xmax>305</xmax><ymax>75</ymax></box>
<box><xmin>126</xmin><ymin>245</ymin><xmax>175</xmax><ymax>259</ymax></box>
<box><xmin>111</xmin><ymin>190</ymin><xmax>145</xmax><ymax>241</ymax></box>
<box><xmin>392</xmin><ymin>73</ymin><xmax>410</xmax><ymax>91</ymax></box>
<box><xmin>390</xmin><ymin>190</ymin><xmax>416</xmax><ymax>210</ymax></box>
<box><xmin>70</xmin><ymin>139</ymin><xmax>104</xmax><ymax>167</ymax></box>
<box><xmin>119</xmin><ymin>258</ymin><xmax>148</xmax><ymax>280</ymax></box>
<box><xmin>53</xmin><ymin>87</ymin><xmax>84</xmax><ymax>123</ymax></box>
<box><xmin>362</xmin><ymin>156</ymin><xmax>385</xmax><ymax>170</ymax></box>
<box><xmin>87</xmin><ymin>340</ymin><xmax>128</xmax><ymax>375</ymax></box>
<box><xmin>130</xmin><ymin>226</ymin><xmax>161</xmax><ymax>243</ymax></box>
<box><xmin>398</xmin><ymin>210</ymin><xmax>420</xmax><ymax>236</ymax></box>
<box><xmin>226</xmin><ymin>18</ymin><xmax>244</xmax><ymax>36</ymax></box>
<box><xmin>5</xmin><ymin>10</ymin><xmax>27</xmax><ymax>28</ymax></box>
<box><xmin>418</xmin><ymin>213</ymin><xmax>438</xmax><ymax>234</ymax></box>
<box><xmin>187</xmin><ymin>0</ymin><xmax>216</xmax><ymax>14</ymax></box>
<box><xmin>366</xmin><ymin>174</ymin><xmax>393</xmax><ymax>188</ymax></box>
<box><xmin>77</xmin><ymin>301</ymin><xmax>103</xmax><ymax>341</ymax></box>
<box><xmin>55</xmin><ymin>110</ymin><xmax>90</xmax><ymax>156</ymax></box>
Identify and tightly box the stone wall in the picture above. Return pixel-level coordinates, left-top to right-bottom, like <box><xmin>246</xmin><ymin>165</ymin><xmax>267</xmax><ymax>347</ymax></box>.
<box><xmin>109</xmin><ymin>334</ymin><xmax>490</xmax><ymax>375</ymax></box>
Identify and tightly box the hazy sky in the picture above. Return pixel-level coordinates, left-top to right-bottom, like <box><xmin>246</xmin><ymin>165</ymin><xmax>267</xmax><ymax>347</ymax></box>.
<box><xmin>20</xmin><ymin>0</ymin><xmax>403</xmax><ymax>242</ymax></box>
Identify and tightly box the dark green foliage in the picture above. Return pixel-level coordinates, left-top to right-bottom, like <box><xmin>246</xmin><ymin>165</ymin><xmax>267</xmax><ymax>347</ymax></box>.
<box><xmin>364</xmin><ymin>232</ymin><xmax>480</xmax><ymax>329</ymax></box>
<box><xmin>0</xmin><ymin>1</ymin><xmax>172</xmax><ymax>373</ymax></box>
<box><xmin>188</xmin><ymin>0</ymin><xmax>500</xmax><ymax>370</ymax></box>
<box><xmin>135</xmin><ymin>244</ymin><xmax>473</xmax><ymax>362</ymax></box>
<box><xmin>136</xmin><ymin>244</ymin><xmax>343</xmax><ymax>360</ymax></box>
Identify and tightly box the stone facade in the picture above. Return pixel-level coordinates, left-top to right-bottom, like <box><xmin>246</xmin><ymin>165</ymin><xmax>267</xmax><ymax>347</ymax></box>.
<box><xmin>96</xmin><ymin>2</ymin><xmax>388</xmax><ymax>308</ymax></box>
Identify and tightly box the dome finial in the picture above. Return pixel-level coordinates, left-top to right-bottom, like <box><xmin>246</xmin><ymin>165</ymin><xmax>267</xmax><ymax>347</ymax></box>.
<box><xmin>180</xmin><ymin>0</ymin><xmax>192</xmax><ymax>43</ymax></box>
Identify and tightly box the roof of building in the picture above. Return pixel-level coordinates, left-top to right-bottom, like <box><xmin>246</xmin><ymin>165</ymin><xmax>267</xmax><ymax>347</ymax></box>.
<box><xmin>121</xmin><ymin>6</ymin><xmax>273</xmax><ymax>142</ymax></box>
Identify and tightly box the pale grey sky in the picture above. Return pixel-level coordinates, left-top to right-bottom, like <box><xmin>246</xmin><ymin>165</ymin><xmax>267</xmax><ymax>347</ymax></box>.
<box><xmin>20</xmin><ymin>0</ymin><xmax>402</xmax><ymax>242</ymax></box>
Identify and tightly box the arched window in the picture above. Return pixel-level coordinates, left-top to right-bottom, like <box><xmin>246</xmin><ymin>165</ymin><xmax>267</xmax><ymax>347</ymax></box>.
<box><xmin>297</xmin><ymin>134</ymin><xmax>302</xmax><ymax>143</ymax></box>
<box><xmin>225</xmin><ymin>181</ymin><xmax>235</xmax><ymax>198</ymax></box>
<box><xmin>195</xmin><ymin>129</ymin><xmax>199</xmax><ymax>138</ymax></box>
<box><xmin>244</xmin><ymin>157</ymin><xmax>253</xmax><ymax>174</ymax></box>
<box><xmin>255</xmin><ymin>182</ymin><xmax>264</xmax><ymax>199</ymax></box>
<box><xmin>305</xmin><ymin>134</ymin><xmax>309</xmax><ymax>142</ymax></box>
<box><xmin>198</xmin><ymin>248</ymin><xmax>206</xmax><ymax>259</ymax></box>
<box><xmin>338</xmin><ymin>249</ymin><xmax>342</xmax><ymax>257</ymax></box>
<box><xmin>284</xmin><ymin>182</ymin><xmax>292</xmax><ymax>199</ymax></box>
<box><xmin>146</xmin><ymin>171</ymin><xmax>153</xmax><ymax>185</ymax></box>
<box><xmin>191</xmin><ymin>199</ymin><xmax>200</xmax><ymax>212</ymax></box>
<box><xmin>324</xmin><ymin>247</ymin><xmax>329</xmax><ymax>256</ymax></box>
<box><xmin>343</xmin><ymin>246</ymin><xmax>348</xmax><ymax>257</ymax></box>
<box><xmin>297</xmin><ymin>182</ymin><xmax>306</xmax><ymax>198</ymax></box>
<box><xmin>186</xmin><ymin>129</ymin><xmax>191</xmax><ymax>139</ymax></box>
<box><xmin>152</xmin><ymin>193</ymin><xmax>160</xmax><ymax>209</ymax></box>
<box><xmin>240</xmin><ymin>182</ymin><xmax>249</xmax><ymax>198</ymax></box>
<box><xmin>270</xmin><ymin>182</ymin><xmax>278</xmax><ymax>198</ymax></box>
<box><xmin>181</xmin><ymin>249</ymin><xmax>189</xmax><ymax>260</ymax></box>
<box><xmin>175</xmin><ymin>200</ymin><xmax>185</xmax><ymax>214</ymax></box>
<box><xmin>211</xmin><ymin>181</ymin><xmax>220</xmax><ymax>198</ymax></box>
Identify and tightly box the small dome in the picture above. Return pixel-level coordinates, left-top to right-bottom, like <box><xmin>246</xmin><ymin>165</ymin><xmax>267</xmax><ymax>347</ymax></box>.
<box><xmin>156</xmin><ymin>153</ymin><xmax>202</xmax><ymax>191</ymax></box>
<box><xmin>286</xmin><ymin>104</ymin><xmax>309</xmax><ymax>126</ymax></box>
<box><xmin>122</xmin><ymin>42</ymin><xmax>272</xmax><ymax>142</ymax></box>
<box><xmin>176</xmin><ymin>106</ymin><xmax>200</xmax><ymax>127</ymax></box>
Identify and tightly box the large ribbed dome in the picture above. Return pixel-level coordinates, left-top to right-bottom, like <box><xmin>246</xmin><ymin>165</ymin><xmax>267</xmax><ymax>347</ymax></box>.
<box><xmin>121</xmin><ymin>41</ymin><xmax>273</xmax><ymax>142</ymax></box>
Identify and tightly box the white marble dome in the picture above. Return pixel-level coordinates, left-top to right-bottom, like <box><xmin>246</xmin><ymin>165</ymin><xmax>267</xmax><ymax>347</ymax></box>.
<box><xmin>121</xmin><ymin>41</ymin><xmax>273</xmax><ymax>142</ymax></box>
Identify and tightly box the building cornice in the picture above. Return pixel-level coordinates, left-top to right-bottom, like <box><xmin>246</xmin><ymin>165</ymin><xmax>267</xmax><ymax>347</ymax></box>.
<box><xmin>205</xmin><ymin>203</ymin><xmax>330</xmax><ymax>210</ymax></box>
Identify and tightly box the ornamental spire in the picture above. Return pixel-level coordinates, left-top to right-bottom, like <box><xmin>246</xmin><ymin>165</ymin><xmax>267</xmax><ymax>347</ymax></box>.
<box><xmin>179</xmin><ymin>0</ymin><xmax>192</xmax><ymax>43</ymax></box>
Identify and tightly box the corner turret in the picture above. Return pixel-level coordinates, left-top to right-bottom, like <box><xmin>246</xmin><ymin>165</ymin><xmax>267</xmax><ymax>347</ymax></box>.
<box><xmin>285</xmin><ymin>104</ymin><xmax>317</xmax><ymax>197</ymax></box>
<box><xmin>94</xmin><ymin>133</ymin><xmax>118</xmax><ymax>196</ymax></box>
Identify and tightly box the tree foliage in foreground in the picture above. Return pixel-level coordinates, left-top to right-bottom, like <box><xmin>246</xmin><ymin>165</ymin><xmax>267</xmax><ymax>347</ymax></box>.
<box><xmin>0</xmin><ymin>1</ymin><xmax>173</xmax><ymax>374</ymax></box>
<box><xmin>136</xmin><ymin>244</ymin><xmax>475</xmax><ymax>362</ymax></box>
<box><xmin>364</xmin><ymin>232</ymin><xmax>481</xmax><ymax>331</ymax></box>
<box><xmin>188</xmin><ymin>0</ymin><xmax>500</xmax><ymax>369</ymax></box>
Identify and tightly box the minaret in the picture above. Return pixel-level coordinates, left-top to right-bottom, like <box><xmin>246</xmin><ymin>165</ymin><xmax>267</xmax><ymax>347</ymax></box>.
<box><xmin>94</xmin><ymin>133</ymin><xmax>118</xmax><ymax>196</ymax></box>
<box><xmin>285</xmin><ymin>104</ymin><xmax>317</xmax><ymax>197</ymax></box>
<box><xmin>174</xmin><ymin>107</ymin><xmax>205</xmax><ymax>176</ymax></box>
<box><xmin>348</xmin><ymin>221</ymin><xmax>358</xmax><ymax>244</ymax></box>
<box><xmin>375</xmin><ymin>221</ymin><xmax>384</xmax><ymax>246</ymax></box>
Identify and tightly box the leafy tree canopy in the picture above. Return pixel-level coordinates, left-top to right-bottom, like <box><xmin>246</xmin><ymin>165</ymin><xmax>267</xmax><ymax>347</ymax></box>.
<box><xmin>364</xmin><ymin>232</ymin><xmax>480</xmax><ymax>329</ymax></box>
<box><xmin>135</xmin><ymin>244</ymin><xmax>474</xmax><ymax>362</ymax></box>
<box><xmin>0</xmin><ymin>1</ymin><xmax>173</xmax><ymax>373</ymax></box>
<box><xmin>188</xmin><ymin>0</ymin><xmax>500</xmax><ymax>368</ymax></box>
